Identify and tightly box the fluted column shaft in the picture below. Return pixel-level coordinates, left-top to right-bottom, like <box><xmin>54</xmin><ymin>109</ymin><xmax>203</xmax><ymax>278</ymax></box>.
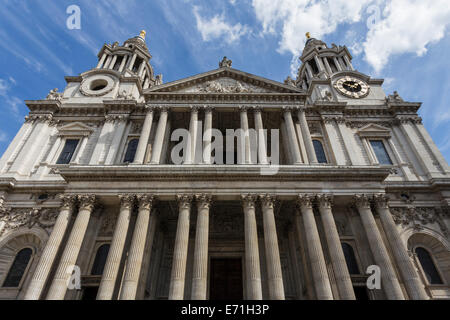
<box><xmin>133</xmin><ymin>107</ymin><xmax>154</xmax><ymax>164</ymax></box>
<box><xmin>317</xmin><ymin>194</ymin><xmax>355</xmax><ymax>300</ymax></box>
<box><xmin>374</xmin><ymin>194</ymin><xmax>428</xmax><ymax>300</ymax></box>
<box><xmin>97</xmin><ymin>195</ymin><xmax>135</xmax><ymax>300</ymax></box>
<box><xmin>240</xmin><ymin>107</ymin><xmax>251</xmax><ymax>164</ymax></box>
<box><xmin>191</xmin><ymin>194</ymin><xmax>212</xmax><ymax>300</ymax></box>
<box><xmin>297</xmin><ymin>108</ymin><xmax>318</xmax><ymax>163</ymax></box>
<box><xmin>185</xmin><ymin>106</ymin><xmax>199</xmax><ymax>164</ymax></box>
<box><xmin>150</xmin><ymin>107</ymin><xmax>169</xmax><ymax>164</ymax></box>
<box><xmin>242</xmin><ymin>194</ymin><xmax>262</xmax><ymax>300</ymax></box>
<box><xmin>260</xmin><ymin>195</ymin><xmax>285</xmax><ymax>300</ymax></box>
<box><xmin>25</xmin><ymin>196</ymin><xmax>77</xmax><ymax>300</ymax></box>
<box><xmin>47</xmin><ymin>195</ymin><xmax>96</xmax><ymax>300</ymax></box>
<box><xmin>353</xmin><ymin>195</ymin><xmax>405</xmax><ymax>300</ymax></box>
<box><xmin>297</xmin><ymin>194</ymin><xmax>333</xmax><ymax>300</ymax></box>
<box><xmin>169</xmin><ymin>195</ymin><xmax>193</xmax><ymax>300</ymax></box>
<box><xmin>283</xmin><ymin>108</ymin><xmax>302</xmax><ymax>164</ymax></box>
<box><xmin>254</xmin><ymin>108</ymin><xmax>268</xmax><ymax>164</ymax></box>
<box><xmin>203</xmin><ymin>107</ymin><xmax>213</xmax><ymax>164</ymax></box>
<box><xmin>120</xmin><ymin>195</ymin><xmax>156</xmax><ymax>300</ymax></box>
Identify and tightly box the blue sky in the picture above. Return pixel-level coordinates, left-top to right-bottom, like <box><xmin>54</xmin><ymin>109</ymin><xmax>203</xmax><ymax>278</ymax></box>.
<box><xmin>0</xmin><ymin>0</ymin><xmax>449</xmax><ymax>163</ymax></box>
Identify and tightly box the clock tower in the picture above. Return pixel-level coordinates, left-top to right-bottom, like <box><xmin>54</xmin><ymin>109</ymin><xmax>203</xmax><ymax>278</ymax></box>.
<box><xmin>295</xmin><ymin>33</ymin><xmax>385</xmax><ymax>105</ymax></box>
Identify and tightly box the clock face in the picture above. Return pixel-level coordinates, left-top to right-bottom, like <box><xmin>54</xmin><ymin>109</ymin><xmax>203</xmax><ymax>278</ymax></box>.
<box><xmin>334</xmin><ymin>76</ymin><xmax>370</xmax><ymax>99</ymax></box>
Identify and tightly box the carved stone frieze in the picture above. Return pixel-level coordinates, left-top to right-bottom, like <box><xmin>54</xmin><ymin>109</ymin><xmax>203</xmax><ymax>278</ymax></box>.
<box><xmin>0</xmin><ymin>207</ymin><xmax>59</xmax><ymax>236</ymax></box>
<box><xmin>390</xmin><ymin>207</ymin><xmax>448</xmax><ymax>236</ymax></box>
<box><xmin>183</xmin><ymin>77</ymin><xmax>271</xmax><ymax>94</ymax></box>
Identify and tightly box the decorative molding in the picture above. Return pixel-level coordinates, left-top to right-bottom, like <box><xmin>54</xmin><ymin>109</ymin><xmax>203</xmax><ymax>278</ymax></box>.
<box><xmin>391</xmin><ymin>206</ymin><xmax>448</xmax><ymax>236</ymax></box>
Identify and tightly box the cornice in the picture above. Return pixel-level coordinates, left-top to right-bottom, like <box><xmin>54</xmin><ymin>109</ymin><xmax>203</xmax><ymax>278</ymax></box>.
<box><xmin>55</xmin><ymin>165</ymin><xmax>391</xmax><ymax>182</ymax></box>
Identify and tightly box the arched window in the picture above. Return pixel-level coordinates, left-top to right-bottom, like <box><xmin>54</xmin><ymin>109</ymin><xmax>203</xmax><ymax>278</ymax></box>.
<box><xmin>342</xmin><ymin>243</ymin><xmax>360</xmax><ymax>275</ymax></box>
<box><xmin>91</xmin><ymin>244</ymin><xmax>110</xmax><ymax>276</ymax></box>
<box><xmin>415</xmin><ymin>247</ymin><xmax>443</xmax><ymax>285</ymax></box>
<box><xmin>313</xmin><ymin>140</ymin><xmax>328</xmax><ymax>164</ymax></box>
<box><xmin>123</xmin><ymin>139</ymin><xmax>139</xmax><ymax>163</ymax></box>
<box><xmin>2</xmin><ymin>248</ymin><xmax>33</xmax><ymax>287</ymax></box>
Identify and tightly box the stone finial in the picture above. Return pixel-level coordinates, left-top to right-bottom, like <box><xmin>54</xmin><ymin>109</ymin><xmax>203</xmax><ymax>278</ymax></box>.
<box><xmin>284</xmin><ymin>76</ymin><xmax>296</xmax><ymax>87</ymax></box>
<box><xmin>219</xmin><ymin>56</ymin><xmax>232</xmax><ymax>68</ymax></box>
<box><xmin>46</xmin><ymin>88</ymin><xmax>62</xmax><ymax>101</ymax></box>
<box><xmin>155</xmin><ymin>74</ymin><xmax>163</xmax><ymax>86</ymax></box>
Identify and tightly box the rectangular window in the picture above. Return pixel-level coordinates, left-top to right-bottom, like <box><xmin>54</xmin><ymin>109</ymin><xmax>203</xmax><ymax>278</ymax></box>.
<box><xmin>313</xmin><ymin>140</ymin><xmax>328</xmax><ymax>164</ymax></box>
<box><xmin>370</xmin><ymin>140</ymin><xmax>393</xmax><ymax>165</ymax></box>
<box><xmin>113</xmin><ymin>56</ymin><xmax>123</xmax><ymax>71</ymax></box>
<box><xmin>56</xmin><ymin>139</ymin><xmax>79</xmax><ymax>164</ymax></box>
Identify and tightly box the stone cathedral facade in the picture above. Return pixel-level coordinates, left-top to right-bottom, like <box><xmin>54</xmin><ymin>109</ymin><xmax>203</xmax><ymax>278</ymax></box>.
<box><xmin>0</xmin><ymin>31</ymin><xmax>449</xmax><ymax>301</ymax></box>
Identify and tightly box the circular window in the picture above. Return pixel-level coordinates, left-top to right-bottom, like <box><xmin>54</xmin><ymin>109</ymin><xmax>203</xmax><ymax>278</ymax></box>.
<box><xmin>80</xmin><ymin>75</ymin><xmax>116</xmax><ymax>97</ymax></box>
<box><xmin>90</xmin><ymin>79</ymin><xmax>108</xmax><ymax>91</ymax></box>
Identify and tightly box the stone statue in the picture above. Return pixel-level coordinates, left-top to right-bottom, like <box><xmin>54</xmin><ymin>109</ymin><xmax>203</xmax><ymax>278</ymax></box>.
<box><xmin>155</xmin><ymin>74</ymin><xmax>163</xmax><ymax>86</ymax></box>
<box><xmin>386</xmin><ymin>91</ymin><xmax>404</xmax><ymax>103</ymax></box>
<box><xmin>284</xmin><ymin>76</ymin><xmax>296</xmax><ymax>87</ymax></box>
<box><xmin>117</xmin><ymin>90</ymin><xmax>134</xmax><ymax>100</ymax></box>
<box><xmin>46</xmin><ymin>88</ymin><xmax>62</xmax><ymax>101</ymax></box>
<box><xmin>219</xmin><ymin>56</ymin><xmax>232</xmax><ymax>68</ymax></box>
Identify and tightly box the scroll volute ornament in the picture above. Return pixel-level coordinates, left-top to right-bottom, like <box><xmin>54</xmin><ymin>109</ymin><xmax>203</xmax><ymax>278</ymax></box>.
<box><xmin>316</xmin><ymin>194</ymin><xmax>333</xmax><ymax>209</ymax></box>
<box><xmin>78</xmin><ymin>195</ymin><xmax>96</xmax><ymax>211</ymax></box>
<box><xmin>241</xmin><ymin>194</ymin><xmax>257</xmax><ymax>209</ymax></box>
<box><xmin>195</xmin><ymin>194</ymin><xmax>212</xmax><ymax>210</ymax></box>
<box><xmin>177</xmin><ymin>194</ymin><xmax>193</xmax><ymax>210</ymax></box>
<box><xmin>353</xmin><ymin>194</ymin><xmax>371</xmax><ymax>209</ymax></box>
<box><xmin>137</xmin><ymin>194</ymin><xmax>155</xmax><ymax>211</ymax></box>
<box><xmin>373</xmin><ymin>194</ymin><xmax>389</xmax><ymax>209</ymax></box>
<box><xmin>119</xmin><ymin>194</ymin><xmax>136</xmax><ymax>210</ymax></box>
<box><xmin>297</xmin><ymin>194</ymin><xmax>314</xmax><ymax>209</ymax></box>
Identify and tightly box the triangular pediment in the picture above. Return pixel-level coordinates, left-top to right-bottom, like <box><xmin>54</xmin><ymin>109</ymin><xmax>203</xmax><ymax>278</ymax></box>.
<box><xmin>357</xmin><ymin>123</ymin><xmax>391</xmax><ymax>137</ymax></box>
<box><xmin>58</xmin><ymin>122</ymin><xmax>94</xmax><ymax>136</ymax></box>
<box><xmin>145</xmin><ymin>68</ymin><xmax>304</xmax><ymax>94</ymax></box>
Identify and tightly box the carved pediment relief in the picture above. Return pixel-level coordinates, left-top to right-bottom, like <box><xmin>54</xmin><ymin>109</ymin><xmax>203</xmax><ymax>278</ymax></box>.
<box><xmin>145</xmin><ymin>68</ymin><xmax>303</xmax><ymax>94</ymax></box>
<box><xmin>180</xmin><ymin>77</ymin><xmax>271</xmax><ymax>94</ymax></box>
<box><xmin>58</xmin><ymin>122</ymin><xmax>95</xmax><ymax>137</ymax></box>
<box><xmin>357</xmin><ymin>123</ymin><xmax>391</xmax><ymax>138</ymax></box>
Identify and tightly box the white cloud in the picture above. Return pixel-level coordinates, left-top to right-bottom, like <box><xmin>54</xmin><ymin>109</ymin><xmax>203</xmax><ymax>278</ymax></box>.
<box><xmin>0</xmin><ymin>131</ymin><xmax>8</xmax><ymax>143</ymax></box>
<box><xmin>193</xmin><ymin>6</ymin><xmax>249</xmax><ymax>44</ymax></box>
<box><xmin>253</xmin><ymin>0</ymin><xmax>371</xmax><ymax>55</ymax></box>
<box><xmin>0</xmin><ymin>78</ymin><xmax>24</xmax><ymax>120</ymax></box>
<box><xmin>363</xmin><ymin>0</ymin><xmax>450</xmax><ymax>73</ymax></box>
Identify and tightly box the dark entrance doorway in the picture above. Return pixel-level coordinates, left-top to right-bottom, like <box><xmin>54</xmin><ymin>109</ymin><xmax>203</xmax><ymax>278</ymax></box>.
<box><xmin>210</xmin><ymin>258</ymin><xmax>243</xmax><ymax>300</ymax></box>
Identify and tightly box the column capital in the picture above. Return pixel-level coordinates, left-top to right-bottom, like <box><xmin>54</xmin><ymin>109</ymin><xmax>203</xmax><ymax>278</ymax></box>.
<box><xmin>189</xmin><ymin>105</ymin><xmax>200</xmax><ymax>113</ymax></box>
<box><xmin>144</xmin><ymin>104</ymin><xmax>156</xmax><ymax>113</ymax></box>
<box><xmin>58</xmin><ymin>194</ymin><xmax>77</xmax><ymax>211</ymax></box>
<box><xmin>157</xmin><ymin>105</ymin><xmax>170</xmax><ymax>113</ymax></box>
<box><xmin>177</xmin><ymin>194</ymin><xmax>193</xmax><ymax>210</ymax></box>
<box><xmin>119</xmin><ymin>194</ymin><xmax>136</xmax><ymax>209</ymax></box>
<box><xmin>195</xmin><ymin>194</ymin><xmax>213</xmax><ymax>210</ymax></box>
<box><xmin>316</xmin><ymin>194</ymin><xmax>334</xmax><ymax>209</ymax></box>
<box><xmin>137</xmin><ymin>194</ymin><xmax>155</xmax><ymax>210</ymax></box>
<box><xmin>297</xmin><ymin>194</ymin><xmax>314</xmax><ymax>209</ymax></box>
<box><xmin>239</xmin><ymin>105</ymin><xmax>250</xmax><ymax>112</ymax></box>
<box><xmin>296</xmin><ymin>105</ymin><xmax>307</xmax><ymax>113</ymax></box>
<box><xmin>203</xmin><ymin>105</ymin><xmax>214</xmax><ymax>113</ymax></box>
<box><xmin>282</xmin><ymin>106</ymin><xmax>296</xmax><ymax>113</ymax></box>
<box><xmin>259</xmin><ymin>194</ymin><xmax>277</xmax><ymax>209</ymax></box>
<box><xmin>241</xmin><ymin>194</ymin><xmax>257</xmax><ymax>209</ymax></box>
<box><xmin>253</xmin><ymin>106</ymin><xmax>262</xmax><ymax>113</ymax></box>
<box><xmin>353</xmin><ymin>194</ymin><xmax>372</xmax><ymax>210</ymax></box>
<box><xmin>373</xmin><ymin>194</ymin><xmax>390</xmax><ymax>209</ymax></box>
<box><xmin>77</xmin><ymin>195</ymin><xmax>96</xmax><ymax>211</ymax></box>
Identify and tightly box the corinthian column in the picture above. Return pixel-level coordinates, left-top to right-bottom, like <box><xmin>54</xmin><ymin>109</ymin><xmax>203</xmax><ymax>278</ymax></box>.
<box><xmin>203</xmin><ymin>107</ymin><xmax>213</xmax><ymax>164</ymax></box>
<box><xmin>373</xmin><ymin>194</ymin><xmax>428</xmax><ymax>300</ymax></box>
<box><xmin>191</xmin><ymin>194</ymin><xmax>212</xmax><ymax>300</ymax></box>
<box><xmin>239</xmin><ymin>106</ymin><xmax>252</xmax><ymax>164</ymax></box>
<box><xmin>150</xmin><ymin>107</ymin><xmax>169</xmax><ymax>164</ymax></box>
<box><xmin>185</xmin><ymin>106</ymin><xmax>199</xmax><ymax>165</ymax></box>
<box><xmin>283</xmin><ymin>107</ymin><xmax>302</xmax><ymax>164</ymax></box>
<box><xmin>169</xmin><ymin>195</ymin><xmax>193</xmax><ymax>300</ymax></box>
<box><xmin>133</xmin><ymin>106</ymin><xmax>154</xmax><ymax>164</ymax></box>
<box><xmin>47</xmin><ymin>195</ymin><xmax>96</xmax><ymax>300</ymax></box>
<box><xmin>297</xmin><ymin>194</ymin><xmax>333</xmax><ymax>300</ymax></box>
<box><xmin>254</xmin><ymin>108</ymin><xmax>268</xmax><ymax>164</ymax></box>
<box><xmin>297</xmin><ymin>107</ymin><xmax>317</xmax><ymax>164</ymax></box>
<box><xmin>353</xmin><ymin>194</ymin><xmax>405</xmax><ymax>300</ymax></box>
<box><xmin>241</xmin><ymin>194</ymin><xmax>262</xmax><ymax>300</ymax></box>
<box><xmin>120</xmin><ymin>195</ymin><xmax>156</xmax><ymax>300</ymax></box>
<box><xmin>316</xmin><ymin>194</ymin><xmax>355</xmax><ymax>300</ymax></box>
<box><xmin>97</xmin><ymin>195</ymin><xmax>135</xmax><ymax>300</ymax></box>
<box><xmin>259</xmin><ymin>194</ymin><xmax>285</xmax><ymax>300</ymax></box>
<box><xmin>25</xmin><ymin>195</ymin><xmax>77</xmax><ymax>300</ymax></box>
